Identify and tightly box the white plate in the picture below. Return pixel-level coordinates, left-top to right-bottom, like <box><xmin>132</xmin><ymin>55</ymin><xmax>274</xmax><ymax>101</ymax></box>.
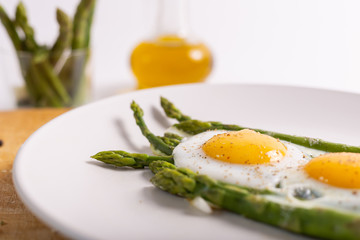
<box><xmin>13</xmin><ymin>83</ymin><xmax>360</xmax><ymax>240</ymax></box>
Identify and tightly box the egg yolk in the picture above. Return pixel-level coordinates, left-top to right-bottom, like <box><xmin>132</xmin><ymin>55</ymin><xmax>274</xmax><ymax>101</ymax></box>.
<box><xmin>304</xmin><ymin>153</ymin><xmax>360</xmax><ymax>189</ymax></box>
<box><xmin>202</xmin><ymin>129</ymin><xmax>287</xmax><ymax>164</ymax></box>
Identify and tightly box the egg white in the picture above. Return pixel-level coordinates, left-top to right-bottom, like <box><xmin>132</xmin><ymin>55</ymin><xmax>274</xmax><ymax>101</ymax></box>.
<box><xmin>172</xmin><ymin>130</ymin><xmax>360</xmax><ymax>213</ymax></box>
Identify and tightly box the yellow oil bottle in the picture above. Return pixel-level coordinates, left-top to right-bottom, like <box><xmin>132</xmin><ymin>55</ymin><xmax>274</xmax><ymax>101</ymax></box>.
<box><xmin>130</xmin><ymin>0</ymin><xmax>213</xmax><ymax>89</ymax></box>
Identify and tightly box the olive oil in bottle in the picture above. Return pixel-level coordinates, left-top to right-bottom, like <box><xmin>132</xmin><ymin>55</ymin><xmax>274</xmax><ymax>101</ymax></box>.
<box><xmin>130</xmin><ymin>0</ymin><xmax>213</xmax><ymax>89</ymax></box>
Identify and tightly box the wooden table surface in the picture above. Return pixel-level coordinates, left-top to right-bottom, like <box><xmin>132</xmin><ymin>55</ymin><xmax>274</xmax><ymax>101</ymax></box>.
<box><xmin>0</xmin><ymin>108</ymin><xmax>70</xmax><ymax>240</ymax></box>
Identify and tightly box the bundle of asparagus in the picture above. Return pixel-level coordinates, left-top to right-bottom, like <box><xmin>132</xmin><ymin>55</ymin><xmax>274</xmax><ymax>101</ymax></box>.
<box><xmin>0</xmin><ymin>0</ymin><xmax>96</xmax><ymax>107</ymax></box>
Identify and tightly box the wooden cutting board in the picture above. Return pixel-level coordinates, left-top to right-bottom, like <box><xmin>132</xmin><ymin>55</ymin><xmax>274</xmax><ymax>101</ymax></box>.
<box><xmin>0</xmin><ymin>108</ymin><xmax>69</xmax><ymax>239</ymax></box>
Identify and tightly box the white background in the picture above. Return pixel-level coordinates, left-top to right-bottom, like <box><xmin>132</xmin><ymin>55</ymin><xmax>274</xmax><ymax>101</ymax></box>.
<box><xmin>1</xmin><ymin>0</ymin><xmax>360</xmax><ymax>109</ymax></box>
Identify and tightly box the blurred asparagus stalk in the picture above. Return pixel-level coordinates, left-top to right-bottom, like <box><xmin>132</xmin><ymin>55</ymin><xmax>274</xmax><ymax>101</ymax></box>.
<box><xmin>0</xmin><ymin>6</ymin><xmax>22</xmax><ymax>51</ymax></box>
<box><xmin>0</xmin><ymin>0</ymin><xmax>96</xmax><ymax>107</ymax></box>
<box><xmin>14</xmin><ymin>2</ymin><xmax>38</xmax><ymax>52</ymax></box>
<box><xmin>72</xmin><ymin>0</ymin><xmax>95</xmax><ymax>50</ymax></box>
<box><xmin>49</xmin><ymin>8</ymin><xmax>72</xmax><ymax>66</ymax></box>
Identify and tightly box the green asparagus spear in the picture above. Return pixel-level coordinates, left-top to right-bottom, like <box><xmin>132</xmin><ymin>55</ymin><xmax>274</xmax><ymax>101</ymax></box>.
<box><xmin>14</xmin><ymin>2</ymin><xmax>38</xmax><ymax>52</ymax></box>
<box><xmin>131</xmin><ymin>101</ymin><xmax>175</xmax><ymax>155</ymax></box>
<box><xmin>0</xmin><ymin>5</ymin><xmax>22</xmax><ymax>51</ymax></box>
<box><xmin>72</xmin><ymin>0</ymin><xmax>95</xmax><ymax>49</ymax></box>
<box><xmin>91</xmin><ymin>132</ymin><xmax>182</xmax><ymax>168</ymax></box>
<box><xmin>148</xmin><ymin>160</ymin><xmax>176</xmax><ymax>174</ymax></box>
<box><xmin>151</xmin><ymin>166</ymin><xmax>197</xmax><ymax>198</ymax></box>
<box><xmin>159</xmin><ymin>132</ymin><xmax>183</xmax><ymax>148</ymax></box>
<box><xmin>49</xmin><ymin>8</ymin><xmax>72</xmax><ymax>66</ymax></box>
<box><xmin>91</xmin><ymin>151</ymin><xmax>173</xmax><ymax>169</ymax></box>
<box><xmin>150</xmin><ymin>161</ymin><xmax>360</xmax><ymax>240</ymax></box>
<box><xmin>160</xmin><ymin>97</ymin><xmax>360</xmax><ymax>153</ymax></box>
<box><xmin>160</xmin><ymin>97</ymin><xmax>191</xmax><ymax>122</ymax></box>
<box><xmin>174</xmin><ymin>120</ymin><xmax>360</xmax><ymax>153</ymax></box>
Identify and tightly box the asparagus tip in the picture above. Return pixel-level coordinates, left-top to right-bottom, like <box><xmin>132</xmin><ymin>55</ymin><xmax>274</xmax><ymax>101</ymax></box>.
<box><xmin>130</xmin><ymin>100</ymin><xmax>144</xmax><ymax>116</ymax></box>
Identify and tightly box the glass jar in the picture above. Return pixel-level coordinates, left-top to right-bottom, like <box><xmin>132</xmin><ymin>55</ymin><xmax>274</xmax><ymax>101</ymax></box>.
<box><xmin>15</xmin><ymin>49</ymin><xmax>91</xmax><ymax>108</ymax></box>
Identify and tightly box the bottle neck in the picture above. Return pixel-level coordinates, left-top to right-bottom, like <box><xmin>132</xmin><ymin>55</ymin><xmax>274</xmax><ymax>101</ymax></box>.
<box><xmin>155</xmin><ymin>0</ymin><xmax>189</xmax><ymax>38</ymax></box>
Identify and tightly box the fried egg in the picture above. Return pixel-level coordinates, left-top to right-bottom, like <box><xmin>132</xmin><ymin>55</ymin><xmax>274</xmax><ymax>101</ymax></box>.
<box><xmin>172</xmin><ymin>129</ymin><xmax>360</xmax><ymax>213</ymax></box>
